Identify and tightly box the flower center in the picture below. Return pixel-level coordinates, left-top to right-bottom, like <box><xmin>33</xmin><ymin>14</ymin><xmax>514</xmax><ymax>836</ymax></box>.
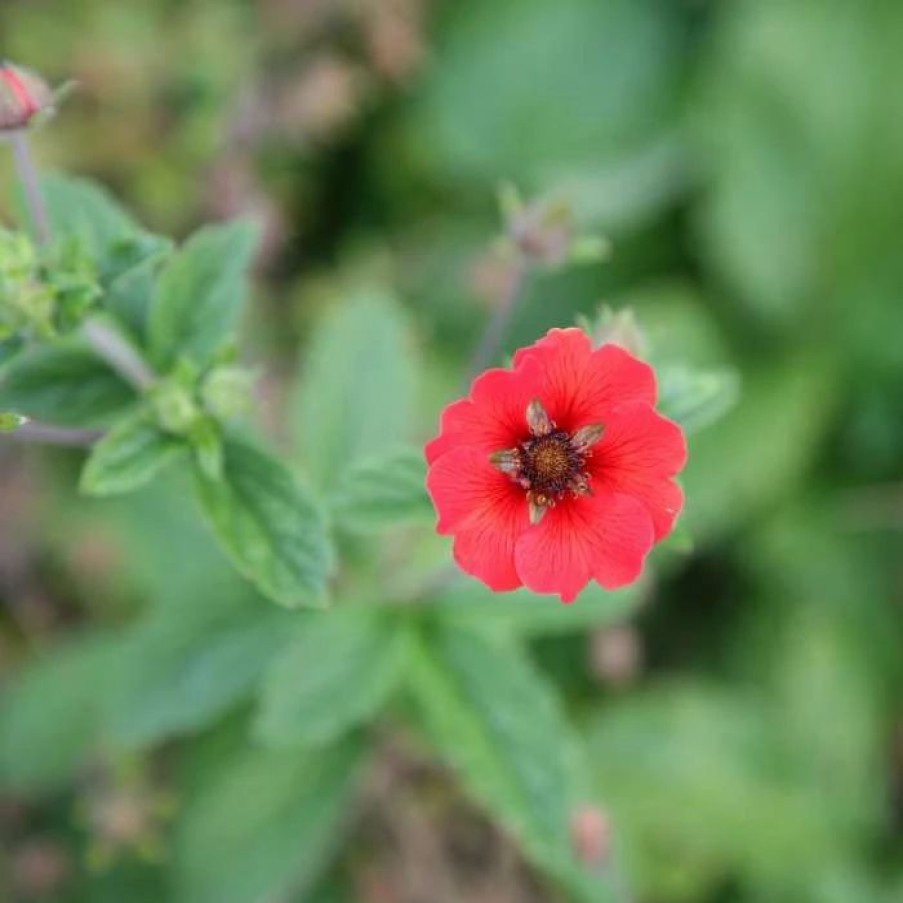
<box><xmin>490</xmin><ymin>398</ymin><xmax>604</xmax><ymax>525</ymax></box>
<box><xmin>520</xmin><ymin>431</ymin><xmax>581</xmax><ymax>495</ymax></box>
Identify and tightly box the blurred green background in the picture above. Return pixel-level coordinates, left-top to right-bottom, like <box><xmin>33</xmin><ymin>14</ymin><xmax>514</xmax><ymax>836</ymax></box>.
<box><xmin>1</xmin><ymin>0</ymin><xmax>902</xmax><ymax>901</ymax></box>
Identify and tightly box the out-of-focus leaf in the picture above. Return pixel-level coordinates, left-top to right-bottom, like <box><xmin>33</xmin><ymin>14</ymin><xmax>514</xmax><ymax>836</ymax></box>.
<box><xmin>0</xmin><ymin>634</ymin><xmax>118</xmax><ymax>792</ymax></box>
<box><xmin>329</xmin><ymin>446</ymin><xmax>432</xmax><ymax>531</ymax></box>
<box><xmin>408</xmin><ymin>624</ymin><xmax>612</xmax><ymax>902</ymax></box>
<box><xmin>255</xmin><ymin>607</ymin><xmax>410</xmax><ymax>748</ymax></box>
<box><xmin>80</xmin><ymin>407</ymin><xmax>184</xmax><ymax>497</ymax></box>
<box><xmin>586</xmin><ymin>683</ymin><xmax>842</xmax><ymax>901</ymax></box>
<box><xmin>173</xmin><ymin>737</ymin><xmax>365</xmax><ymax>903</ymax></box>
<box><xmin>681</xmin><ymin>354</ymin><xmax>837</xmax><ymax>541</ymax></box>
<box><xmin>434</xmin><ymin>579</ymin><xmax>644</xmax><ymax>638</ymax></box>
<box><xmin>193</xmin><ymin>433</ymin><xmax>333</xmax><ymax>607</ymax></box>
<box><xmin>106</xmin><ymin>604</ymin><xmax>291</xmax><ymax>750</ymax></box>
<box><xmin>293</xmin><ymin>291</ymin><xmax>418</xmax><ymax>491</ymax></box>
<box><xmin>657</xmin><ymin>364</ymin><xmax>740</xmax><ymax>434</ymax></box>
<box><xmin>696</xmin><ymin>1</ymin><xmax>903</xmax><ymax>339</ymax></box>
<box><xmin>0</xmin><ymin>340</ymin><xmax>134</xmax><ymax>427</ymax></box>
<box><xmin>416</xmin><ymin>0</ymin><xmax>683</xmax><ymax>187</ymax></box>
<box><xmin>148</xmin><ymin>221</ymin><xmax>258</xmax><ymax>369</ymax></box>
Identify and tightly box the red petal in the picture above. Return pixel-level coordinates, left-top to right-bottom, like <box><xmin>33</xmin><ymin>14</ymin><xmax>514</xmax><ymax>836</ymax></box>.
<box><xmin>426</xmin><ymin>445</ymin><xmax>528</xmax><ymax>591</ymax></box>
<box><xmin>513</xmin><ymin>329</ymin><xmax>656</xmax><ymax>432</ymax></box>
<box><xmin>425</xmin><ymin>359</ymin><xmax>544</xmax><ymax>465</ymax></box>
<box><xmin>588</xmin><ymin>402</ymin><xmax>687</xmax><ymax>540</ymax></box>
<box><xmin>514</xmin><ymin>490</ymin><xmax>654</xmax><ymax>602</ymax></box>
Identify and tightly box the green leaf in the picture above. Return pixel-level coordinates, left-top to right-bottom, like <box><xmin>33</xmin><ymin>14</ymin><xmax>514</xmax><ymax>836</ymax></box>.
<box><xmin>657</xmin><ymin>364</ymin><xmax>740</xmax><ymax>434</ymax></box>
<box><xmin>105</xmin><ymin>605</ymin><xmax>291</xmax><ymax>750</ymax></box>
<box><xmin>416</xmin><ymin>0</ymin><xmax>683</xmax><ymax>186</ymax></box>
<box><xmin>293</xmin><ymin>291</ymin><xmax>418</xmax><ymax>490</ymax></box>
<box><xmin>255</xmin><ymin>607</ymin><xmax>410</xmax><ymax>748</ymax></box>
<box><xmin>329</xmin><ymin>445</ymin><xmax>432</xmax><ymax>531</ymax></box>
<box><xmin>36</xmin><ymin>174</ymin><xmax>144</xmax><ymax>256</ymax></box>
<box><xmin>102</xmin><ymin>233</ymin><xmax>173</xmax><ymax>341</ymax></box>
<box><xmin>173</xmin><ymin>738</ymin><xmax>365</xmax><ymax>903</ymax></box>
<box><xmin>435</xmin><ymin>579</ymin><xmax>645</xmax><ymax>638</ymax></box>
<box><xmin>80</xmin><ymin>407</ymin><xmax>184</xmax><ymax>497</ymax></box>
<box><xmin>0</xmin><ymin>634</ymin><xmax>118</xmax><ymax>792</ymax></box>
<box><xmin>0</xmin><ymin>340</ymin><xmax>134</xmax><ymax>427</ymax></box>
<box><xmin>31</xmin><ymin>174</ymin><xmax>171</xmax><ymax>340</ymax></box>
<box><xmin>149</xmin><ymin>221</ymin><xmax>259</xmax><ymax>370</ymax></box>
<box><xmin>193</xmin><ymin>433</ymin><xmax>333</xmax><ymax>608</ymax></box>
<box><xmin>408</xmin><ymin>624</ymin><xmax>610</xmax><ymax>901</ymax></box>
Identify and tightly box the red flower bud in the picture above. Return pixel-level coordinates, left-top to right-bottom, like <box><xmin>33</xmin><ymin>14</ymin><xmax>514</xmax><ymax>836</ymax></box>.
<box><xmin>0</xmin><ymin>62</ymin><xmax>54</xmax><ymax>133</ymax></box>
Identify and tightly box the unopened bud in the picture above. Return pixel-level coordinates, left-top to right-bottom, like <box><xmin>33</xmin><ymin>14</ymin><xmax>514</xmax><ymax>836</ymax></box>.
<box><xmin>570</xmin><ymin>805</ymin><xmax>612</xmax><ymax>869</ymax></box>
<box><xmin>590</xmin><ymin>625</ymin><xmax>643</xmax><ymax>687</ymax></box>
<box><xmin>200</xmin><ymin>365</ymin><xmax>256</xmax><ymax>422</ymax></box>
<box><xmin>150</xmin><ymin>381</ymin><xmax>200</xmax><ymax>436</ymax></box>
<box><xmin>0</xmin><ymin>411</ymin><xmax>29</xmax><ymax>433</ymax></box>
<box><xmin>587</xmin><ymin>306</ymin><xmax>647</xmax><ymax>357</ymax></box>
<box><xmin>0</xmin><ymin>62</ymin><xmax>54</xmax><ymax>132</ymax></box>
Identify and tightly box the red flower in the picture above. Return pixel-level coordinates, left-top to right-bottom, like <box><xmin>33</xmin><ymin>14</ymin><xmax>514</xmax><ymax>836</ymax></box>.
<box><xmin>426</xmin><ymin>328</ymin><xmax>687</xmax><ymax>603</ymax></box>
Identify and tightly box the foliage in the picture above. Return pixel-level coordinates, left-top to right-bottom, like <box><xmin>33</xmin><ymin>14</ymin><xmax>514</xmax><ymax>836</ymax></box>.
<box><xmin>0</xmin><ymin>1</ymin><xmax>901</xmax><ymax>902</ymax></box>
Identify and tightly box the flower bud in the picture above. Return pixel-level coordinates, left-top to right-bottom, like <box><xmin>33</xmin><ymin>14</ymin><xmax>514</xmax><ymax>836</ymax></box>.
<box><xmin>587</xmin><ymin>306</ymin><xmax>647</xmax><ymax>357</ymax></box>
<box><xmin>200</xmin><ymin>365</ymin><xmax>256</xmax><ymax>422</ymax></box>
<box><xmin>150</xmin><ymin>380</ymin><xmax>201</xmax><ymax>436</ymax></box>
<box><xmin>570</xmin><ymin>805</ymin><xmax>612</xmax><ymax>869</ymax></box>
<box><xmin>0</xmin><ymin>62</ymin><xmax>54</xmax><ymax>133</ymax></box>
<box><xmin>0</xmin><ymin>412</ymin><xmax>29</xmax><ymax>433</ymax></box>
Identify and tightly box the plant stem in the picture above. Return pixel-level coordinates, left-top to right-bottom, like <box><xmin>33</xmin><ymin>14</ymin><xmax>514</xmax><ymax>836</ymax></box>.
<box><xmin>11</xmin><ymin>422</ymin><xmax>103</xmax><ymax>447</ymax></box>
<box><xmin>9</xmin><ymin>131</ymin><xmax>50</xmax><ymax>245</ymax></box>
<box><xmin>464</xmin><ymin>257</ymin><xmax>528</xmax><ymax>386</ymax></box>
<box><xmin>82</xmin><ymin>318</ymin><xmax>155</xmax><ymax>391</ymax></box>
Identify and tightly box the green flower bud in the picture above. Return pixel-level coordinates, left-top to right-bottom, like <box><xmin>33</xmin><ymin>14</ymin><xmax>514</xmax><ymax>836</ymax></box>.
<box><xmin>200</xmin><ymin>365</ymin><xmax>256</xmax><ymax>422</ymax></box>
<box><xmin>150</xmin><ymin>380</ymin><xmax>201</xmax><ymax>437</ymax></box>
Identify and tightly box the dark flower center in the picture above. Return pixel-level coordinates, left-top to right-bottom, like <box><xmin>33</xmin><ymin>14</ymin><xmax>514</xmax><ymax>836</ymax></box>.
<box><xmin>519</xmin><ymin>431</ymin><xmax>582</xmax><ymax>496</ymax></box>
<box><xmin>490</xmin><ymin>398</ymin><xmax>604</xmax><ymax>525</ymax></box>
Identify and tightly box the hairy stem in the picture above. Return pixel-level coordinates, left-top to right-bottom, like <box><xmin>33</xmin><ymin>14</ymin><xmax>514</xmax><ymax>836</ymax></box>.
<box><xmin>11</xmin><ymin>422</ymin><xmax>103</xmax><ymax>447</ymax></box>
<box><xmin>9</xmin><ymin>131</ymin><xmax>50</xmax><ymax>245</ymax></box>
<box><xmin>464</xmin><ymin>257</ymin><xmax>528</xmax><ymax>386</ymax></box>
<box><xmin>82</xmin><ymin>318</ymin><xmax>155</xmax><ymax>391</ymax></box>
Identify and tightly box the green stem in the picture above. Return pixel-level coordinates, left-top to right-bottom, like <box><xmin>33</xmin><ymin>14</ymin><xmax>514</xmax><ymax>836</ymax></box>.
<box><xmin>11</xmin><ymin>421</ymin><xmax>102</xmax><ymax>447</ymax></box>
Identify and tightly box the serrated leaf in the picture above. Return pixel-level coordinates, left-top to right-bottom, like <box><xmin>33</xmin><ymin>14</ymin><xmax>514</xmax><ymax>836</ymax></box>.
<box><xmin>36</xmin><ymin>173</ymin><xmax>144</xmax><ymax>256</ymax></box>
<box><xmin>408</xmin><ymin>624</ymin><xmax>612</xmax><ymax>902</ymax></box>
<box><xmin>0</xmin><ymin>634</ymin><xmax>118</xmax><ymax>792</ymax></box>
<box><xmin>0</xmin><ymin>340</ymin><xmax>134</xmax><ymax>427</ymax></box>
<box><xmin>329</xmin><ymin>446</ymin><xmax>432</xmax><ymax>531</ymax></box>
<box><xmin>435</xmin><ymin>579</ymin><xmax>645</xmax><ymax>638</ymax></box>
<box><xmin>80</xmin><ymin>407</ymin><xmax>184</xmax><ymax>497</ymax></box>
<box><xmin>193</xmin><ymin>433</ymin><xmax>333</xmax><ymax>607</ymax></box>
<box><xmin>658</xmin><ymin>364</ymin><xmax>739</xmax><ymax>434</ymax></box>
<box><xmin>173</xmin><ymin>737</ymin><xmax>364</xmax><ymax>903</ymax></box>
<box><xmin>102</xmin><ymin>233</ymin><xmax>173</xmax><ymax>341</ymax></box>
<box><xmin>255</xmin><ymin>608</ymin><xmax>409</xmax><ymax>748</ymax></box>
<box><xmin>106</xmin><ymin>604</ymin><xmax>291</xmax><ymax>750</ymax></box>
<box><xmin>149</xmin><ymin>221</ymin><xmax>258</xmax><ymax>370</ymax></box>
<box><xmin>293</xmin><ymin>291</ymin><xmax>418</xmax><ymax>490</ymax></box>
